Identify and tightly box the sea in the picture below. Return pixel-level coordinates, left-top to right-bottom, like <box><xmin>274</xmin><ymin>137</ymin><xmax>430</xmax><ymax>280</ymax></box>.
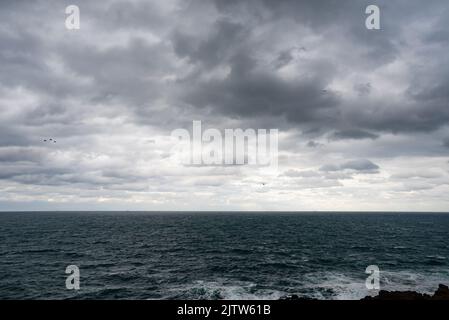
<box><xmin>0</xmin><ymin>212</ymin><xmax>448</xmax><ymax>300</ymax></box>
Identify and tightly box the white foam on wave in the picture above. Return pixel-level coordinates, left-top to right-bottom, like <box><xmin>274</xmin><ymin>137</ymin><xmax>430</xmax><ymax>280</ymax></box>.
<box><xmin>380</xmin><ymin>270</ymin><xmax>449</xmax><ymax>294</ymax></box>
<box><xmin>301</xmin><ymin>272</ymin><xmax>370</xmax><ymax>300</ymax></box>
<box><xmin>161</xmin><ymin>270</ymin><xmax>449</xmax><ymax>300</ymax></box>
<box><xmin>301</xmin><ymin>269</ymin><xmax>449</xmax><ymax>300</ymax></box>
<box><xmin>164</xmin><ymin>279</ymin><xmax>286</xmax><ymax>300</ymax></box>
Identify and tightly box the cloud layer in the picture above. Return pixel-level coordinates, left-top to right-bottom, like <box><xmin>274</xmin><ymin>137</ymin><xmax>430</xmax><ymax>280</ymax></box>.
<box><xmin>1</xmin><ymin>0</ymin><xmax>449</xmax><ymax>211</ymax></box>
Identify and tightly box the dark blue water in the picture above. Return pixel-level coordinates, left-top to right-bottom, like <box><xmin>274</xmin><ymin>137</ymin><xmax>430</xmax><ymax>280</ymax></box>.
<box><xmin>0</xmin><ymin>212</ymin><xmax>448</xmax><ymax>299</ymax></box>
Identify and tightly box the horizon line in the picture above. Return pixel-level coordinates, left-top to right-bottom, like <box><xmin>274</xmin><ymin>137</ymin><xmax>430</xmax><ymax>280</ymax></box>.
<box><xmin>1</xmin><ymin>210</ymin><xmax>449</xmax><ymax>214</ymax></box>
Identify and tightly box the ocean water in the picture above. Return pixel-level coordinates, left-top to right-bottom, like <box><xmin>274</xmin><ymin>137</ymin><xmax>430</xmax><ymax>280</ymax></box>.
<box><xmin>0</xmin><ymin>212</ymin><xmax>448</xmax><ymax>300</ymax></box>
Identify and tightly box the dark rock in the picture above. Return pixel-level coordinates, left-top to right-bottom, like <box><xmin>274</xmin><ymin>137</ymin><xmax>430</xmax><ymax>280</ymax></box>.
<box><xmin>432</xmin><ymin>284</ymin><xmax>449</xmax><ymax>300</ymax></box>
<box><xmin>362</xmin><ymin>290</ymin><xmax>431</xmax><ymax>300</ymax></box>
<box><xmin>361</xmin><ymin>284</ymin><xmax>449</xmax><ymax>301</ymax></box>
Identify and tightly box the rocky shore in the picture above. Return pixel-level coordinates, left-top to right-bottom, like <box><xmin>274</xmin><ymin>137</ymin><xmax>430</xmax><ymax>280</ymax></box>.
<box><xmin>280</xmin><ymin>284</ymin><xmax>449</xmax><ymax>300</ymax></box>
<box><xmin>361</xmin><ymin>284</ymin><xmax>449</xmax><ymax>300</ymax></box>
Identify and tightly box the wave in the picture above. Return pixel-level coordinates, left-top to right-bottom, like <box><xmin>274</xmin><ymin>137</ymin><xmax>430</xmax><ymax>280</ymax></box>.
<box><xmin>162</xmin><ymin>279</ymin><xmax>286</xmax><ymax>300</ymax></box>
<box><xmin>300</xmin><ymin>270</ymin><xmax>449</xmax><ymax>300</ymax></box>
<box><xmin>160</xmin><ymin>270</ymin><xmax>449</xmax><ymax>300</ymax></box>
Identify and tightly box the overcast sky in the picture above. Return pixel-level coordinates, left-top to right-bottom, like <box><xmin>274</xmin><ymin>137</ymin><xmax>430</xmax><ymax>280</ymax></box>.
<box><xmin>1</xmin><ymin>0</ymin><xmax>449</xmax><ymax>211</ymax></box>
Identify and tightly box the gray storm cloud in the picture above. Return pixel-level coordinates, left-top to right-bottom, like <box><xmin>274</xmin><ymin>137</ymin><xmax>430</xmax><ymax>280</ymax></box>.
<box><xmin>0</xmin><ymin>0</ymin><xmax>449</xmax><ymax>211</ymax></box>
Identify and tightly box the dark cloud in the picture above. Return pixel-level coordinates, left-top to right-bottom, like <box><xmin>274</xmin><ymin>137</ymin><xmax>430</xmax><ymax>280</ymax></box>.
<box><xmin>0</xmin><ymin>148</ymin><xmax>45</xmax><ymax>163</ymax></box>
<box><xmin>3</xmin><ymin>0</ymin><xmax>448</xmax><ymax>135</ymax></box>
<box><xmin>0</xmin><ymin>0</ymin><xmax>448</xmax><ymax>210</ymax></box>
<box><xmin>180</xmin><ymin>58</ymin><xmax>341</xmax><ymax>124</ymax></box>
<box><xmin>320</xmin><ymin>159</ymin><xmax>379</xmax><ymax>173</ymax></box>
<box><xmin>443</xmin><ymin>139</ymin><xmax>449</xmax><ymax>148</ymax></box>
<box><xmin>353</xmin><ymin>83</ymin><xmax>372</xmax><ymax>96</ymax></box>
<box><xmin>167</xmin><ymin>0</ymin><xmax>449</xmax><ymax>136</ymax></box>
<box><xmin>306</xmin><ymin>141</ymin><xmax>321</xmax><ymax>148</ymax></box>
<box><xmin>172</xmin><ymin>19</ymin><xmax>248</xmax><ymax>68</ymax></box>
<box><xmin>331</xmin><ymin>129</ymin><xmax>379</xmax><ymax>141</ymax></box>
<box><xmin>273</xmin><ymin>47</ymin><xmax>307</xmax><ymax>69</ymax></box>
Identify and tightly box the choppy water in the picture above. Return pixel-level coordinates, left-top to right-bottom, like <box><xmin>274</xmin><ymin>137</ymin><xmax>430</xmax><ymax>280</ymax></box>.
<box><xmin>0</xmin><ymin>212</ymin><xmax>448</xmax><ymax>300</ymax></box>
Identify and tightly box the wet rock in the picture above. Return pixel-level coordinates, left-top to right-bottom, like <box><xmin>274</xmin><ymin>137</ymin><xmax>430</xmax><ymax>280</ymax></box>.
<box><xmin>279</xmin><ymin>284</ymin><xmax>449</xmax><ymax>300</ymax></box>
<box><xmin>361</xmin><ymin>284</ymin><xmax>449</xmax><ymax>300</ymax></box>
<box><xmin>432</xmin><ymin>284</ymin><xmax>449</xmax><ymax>300</ymax></box>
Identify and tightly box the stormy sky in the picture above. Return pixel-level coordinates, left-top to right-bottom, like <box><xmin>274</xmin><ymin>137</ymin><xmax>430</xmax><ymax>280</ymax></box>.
<box><xmin>1</xmin><ymin>0</ymin><xmax>449</xmax><ymax>211</ymax></box>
